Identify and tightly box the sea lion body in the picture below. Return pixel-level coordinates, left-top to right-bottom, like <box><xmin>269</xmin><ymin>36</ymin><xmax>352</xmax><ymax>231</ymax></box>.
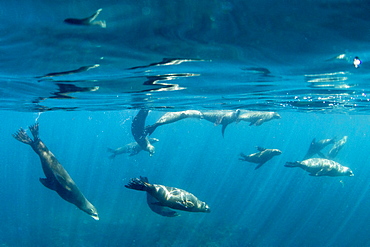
<box><xmin>131</xmin><ymin>109</ymin><xmax>155</xmax><ymax>156</ymax></box>
<box><xmin>125</xmin><ymin>177</ymin><xmax>210</xmax><ymax>213</ymax></box>
<box><xmin>140</xmin><ymin>177</ymin><xmax>179</xmax><ymax>217</ymax></box>
<box><xmin>303</xmin><ymin>137</ymin><xmax>336</xmax><ymax>160</ymax></box>
<box><xmin>146</xmin><ymin>110</ymin><xmax>202</xmax><ymax>135</ymax></box>
<box><xmin>13</xmin><ymin>123</ymin><xmax>99</xmax><ymax>220</ymax></box>
<box><xmin>285</xmin><ymin>158</ymin><xmax>354</xmax><ymax>177</ymax></box>
<box><xmin>64</xmin><ymin>8</ymin><xmax>106</xmax><ymax>28</ymax></box>
<box><xmin>239</xmin><ymin>147</ymin><xmax>282</xmax><ymax>169</ymax></box>
<box><xmin>108</xmin><ymin>138</ymin><xmax>159</xmax><ymax>158</ymax></box>
<box><xmin>201</xmin><ymin>109</ymin><xmax>241</xmax><ymax>136</ymax></box>
<box><xmin>237</xmin><ymin>111</ymin><xmax>281</xmax><ymax>126</ymax></box>
<box><xmin>327</xmin><ymin>136</ymin><xmax>348</xmax><ymax>160</ymax></box>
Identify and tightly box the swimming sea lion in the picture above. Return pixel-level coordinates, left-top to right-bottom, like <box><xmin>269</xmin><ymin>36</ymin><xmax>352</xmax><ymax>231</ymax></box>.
<box><xmin>237</xmin><ymin>111</ymin><xmax>281</xmax><ymax>126</ymax></box>
<box><xmin>327</xmin><ymin>136</ymin><xmax>348</xmax><ymax>160</ymax></box>
<box><xmin>239</xmin><ymin>147</ymin><xmax>282</xmax><ymax>170</ymax></box>
<box><xmin>303</xmin><ymin>137</ymin><xmax>336</xmax><ymax>160</ymax></box>
<box><xmin>36</xmin><ymin>65</ymin><xmax>100</xmax><ymax>79</ymax></box>
<box><xmin>13</xmin><ymin>123</ymin><xmax>99</xmax><ymax>220</ymax></box>
<box><xmin>64</xmin><ymin>8</ymin><xmax>106</xmax><ymax>28</ymax></box>
<box><xmin>125</xmin><ymin>176</ymin><xmax>210</xmax><ymax>213</ymax></box>
<box><xmin>146</xmin><ymin>110</ymin><xmax>203</xmax><ymax>136</ymax></box>
<box><xmin>201</xmin><ymin>109</ymin><xmax>241</xmax><ymax>137</ymax></box>
<box><xmin>131</xmin><ymin>109</ymin><xmax>155</xmax><ymax>156</ymax></box>
<box><xmin>285</xmin><ymin>158</ymin><xmax>354</xmax><ymax>177</ymax></box>
<box><xmin>107</xmin><ymin>138</ymin><xmax>159</xmax><ymax>159</ymax></box>
<box><xmin>140</xmin><ymin>177</ymin><xmax>179</xmax><ymax>217</ymax></box>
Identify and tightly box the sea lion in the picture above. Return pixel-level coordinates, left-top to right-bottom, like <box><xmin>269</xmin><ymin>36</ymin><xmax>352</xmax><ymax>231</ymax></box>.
<box><xmin>285</xmin><ymin>158</ymin><xmax>354</xmax><ymax>177</ymax></box>
<box><xmin>131</xmin><ymin>109</ymin><xmax>155</xmax><ymax>156</ymax></box>
<box><xmin>201</xmin><ymin>109</ymin><xmax>241</xmax><ymax>137</ymax></box>
<box><xmin>141</xmin><ymin>177</ymin><xmax>179</xmax><ymax>217</ymax></box>
<box><xmin>239</xmin><ymin>147</ymin><xmax>282</xmax><ymax>170</ymax></box>
<box><xmin>125</xmin><ymin>176</ymin><xmax>210</xmax><ymax>213</ymax></box>
<box><xmin>64</xmin><ymin>8</ymin><xmax>106</xmax><ymax>28</ymax></box>
<box><xmin>327</xmin><ymin>136</ymin><xmax>348</xmax><ymax>160</ymax></box>
<box><xmin>107</xmin><ymin>138</ymin><xmax>159</xmax><ymax>159</ymax></box>
<box><xmin>13</xmin><ymin>123</ymin><xmax>99</xmax><ymax>220</ymax></box>
<box><xmin>36</xmin><ymin>64</ymin><xmax>100</xmax><ymax>79</ymax></box>
<box><xmin>237</xmin><ymin>111</ymin><xmax>281</xmax><ymax>126</ymax></box>
<box><xmin>303</xmin><ymin>137</ymin><xmax>336</xmax><ymax>160</ymax></box>
<box><xmin>146</xmin><ymin>110</ymin><xmax>203</xmax><ymax>136</ymax></box>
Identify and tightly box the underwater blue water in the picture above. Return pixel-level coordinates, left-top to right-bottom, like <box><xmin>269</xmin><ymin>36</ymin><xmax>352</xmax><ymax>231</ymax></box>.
<box><xmin>1</xmin><ymin>0</ymin><xmax>370</xmax><ymax>246</ymax></box>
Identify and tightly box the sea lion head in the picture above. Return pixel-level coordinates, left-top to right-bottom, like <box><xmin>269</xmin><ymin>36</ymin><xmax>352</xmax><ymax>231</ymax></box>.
<box><xmin>343</xmin><ymin>167</ymin><xmax>354</xmax><ymax>177</ymax></box>
<box><xmin>200</xmin><ymin>202</ymin><xmax>211</xmax><ymax>213</ymax></box>
<box><xmin>81</xmin><ymin>201</ymin><xmax>99</xmax><ymax>220</ymax></box>
<box><xmin>272</xmin><ymin>113</ymin><xmax>281</xmax><ymax>119</ymax></box>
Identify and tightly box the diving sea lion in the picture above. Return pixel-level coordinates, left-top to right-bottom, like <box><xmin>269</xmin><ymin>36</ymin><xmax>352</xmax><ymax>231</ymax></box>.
<box><xmin>125</xmin><ymin>176</ymin><xmax>210</xmax><ymax>213</ymax></box>
<box><xmin>141</xmin><ymin>177</ymin><xmax>179</xmax><ymax>217</ymax></box>
<box><xmin>239</xmin><ymin>147</ymin><xmax>282</xmax><ymax>170</ymax></box>
<box><xmin>13</xmin><ymin>123</ymin><xmax>99</xmax><ymax>220</ymax></box>
<box><xmin>146</xmin><ymin>110</ymin><xmax>203</xmax><ymax>136</ymax></box>
<box><xmin>285</xmin><ymin>158</ymin><xmax>354</xmax><ymax>177</ymax></box>
<box><xmin>131</xmin><ymin>109</ymin><xmax>155</xmax><ymax>156</ymax></box>
<box><xmin>64</xmin><ymin>8</ymin><xmax>106</xmax><ymax>28</ymax></box>
<box><xmin>303</xmin><ymin>137</ymin><xmax>336</xmax><ymax>160</ymax></box>
<box><xmin>107</xmin><ymin>138</ymin><xmax>159</xmax><ymax>159</ymax></box>
<box><xmin>237</xmin><ymin>111</ymin><xmax>281</xmax><ymax>126</ymax></box>
<box><xmin>327</xmin><ymin>136</ymin><xmax>348</xmax><ymax>160</ymax></box>
<box><xmin>201</xmin><ymin>109</ymin><xmax>241</xmax><ymax>137</ymax></box>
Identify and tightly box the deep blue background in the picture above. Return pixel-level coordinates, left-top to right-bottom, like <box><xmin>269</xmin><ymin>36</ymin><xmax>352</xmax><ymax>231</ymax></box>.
<box><xmin>1</xmin><ymin>0</ymin><xmax>370</xmax><ymax>246</ymax></box>
<box><xmin>1</xmin><ymin>111</ymin><xmax>369</xmax><ymax>246</ymax></box>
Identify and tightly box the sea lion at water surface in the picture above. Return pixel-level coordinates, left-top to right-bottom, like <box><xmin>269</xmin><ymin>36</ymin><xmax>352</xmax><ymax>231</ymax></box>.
<box><xmin>125</xmin><ymin>176</ymin><xmax>210</xmax><ymax>213</ymax></box>
<box><xmin>146</xmin><ymin>110</ymin><xmax>203</xmax><ymax>135</ymax></box>
<box><xmin>64</xmin><ymin>8</ymin><xmax>106</xmax><ymax>28</ymax></box>
<box><xmin>201</xmin><ymin>109</ymin><xmax>241</xmax><ymax>137</ymax></box>
<box><xmin>12</xmin><ymin>123</ymin><xmax>99</xmax><ymax>220</ymax></box>
<box><xmin>239</xmin><ymin>147</ymin><xmax>282</xmax><ymax>170</ymax></box>
<box><xmin>285</xmin><ymin>158</ymin><xmax>354</xmax><ymax>177</ymax></box>
<box><xmin>237</xmin><ymin>111</ymin><xmax>281</xmax><ymax>126</ymax></box>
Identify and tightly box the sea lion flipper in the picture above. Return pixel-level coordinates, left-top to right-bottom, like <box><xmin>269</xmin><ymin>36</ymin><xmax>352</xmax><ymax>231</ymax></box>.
<box><xmin>39</xmin><ymin>178</ymin><xmax>56</xmax><ymax>191</ymax></box>
<box><xmin>254</xmin><ymin>162</ymin><xmax>266</xmax><ymax>170</ymax></box>
<box><xmin>317</xmin><ymin>151</ymin><xmax>327</xmax><ymax>159</ymax></box>
<box><xmin>254</xmin><ymin>119</ymin><xmax>263</xmax><ymax>126</ymax></box>
<box><xmin>256</xmin><ymin>146</ymin><xmax>265</xmax><ymax>151</ymax></box>
<box><xmin>221</xmin><ymin>124</ymin><xmax>228</xmax><ymax>137</ymax></box>
<box><xmin>12</xmin><ymin>128</ymin><xmax>33</xmax><ymax>144</ymax></box>
<box><xmin>29</xmin><ymin>123</ymin><xmax>40</xmax><ymax>140</ymax></box>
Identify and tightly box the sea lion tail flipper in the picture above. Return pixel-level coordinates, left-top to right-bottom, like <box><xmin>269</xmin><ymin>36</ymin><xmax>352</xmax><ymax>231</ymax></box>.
<box><xmin>284</xmin><ymin>161</ymin><xmax>300</xmax><ymax>168</ymax></box>
<box><xmin>125</xmin><ymin>177</ymin><xmax>150</xmax><ymax>191</ymax></box>
<box><xmin>107</xmin><ymin>148</ymin><xmax>116</xmax><ymax>159</ymax></box>
<box><xmin>29</xmin><ymin>123</ymin><xmax>40</xmax><ymax>140</ymax></box>
<box><xmin>239</xmin><ymin>152</ymin><xmax>249</xmax><ymax>161</ymax></box>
